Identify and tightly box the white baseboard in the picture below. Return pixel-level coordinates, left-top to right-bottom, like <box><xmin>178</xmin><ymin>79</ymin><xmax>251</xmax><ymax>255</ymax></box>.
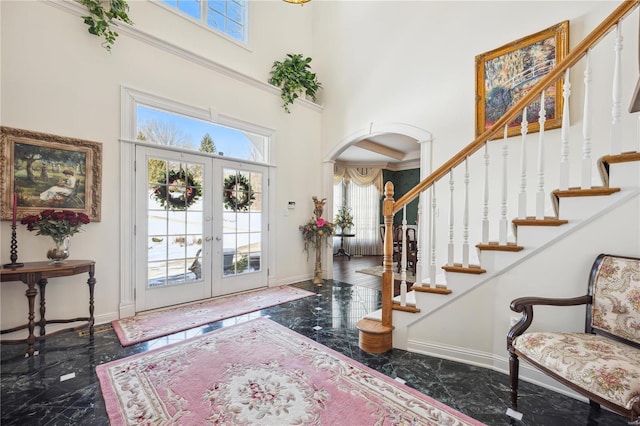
<box><xmin>95</xmin><ymin>311</ymin><xmax>119</xmax><ymax>326</ymax></box>
<box><xmin>407</xmin><ymin>338</ymin><xmax>586</xmax><ymax>403</ymax></box>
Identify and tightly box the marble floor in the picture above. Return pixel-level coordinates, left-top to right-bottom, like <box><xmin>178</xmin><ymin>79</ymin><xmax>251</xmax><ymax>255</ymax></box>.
<box><xmin>0</xmin><ymin>257</ymin><xmax>629</xmax><ymax>425</ymax></box>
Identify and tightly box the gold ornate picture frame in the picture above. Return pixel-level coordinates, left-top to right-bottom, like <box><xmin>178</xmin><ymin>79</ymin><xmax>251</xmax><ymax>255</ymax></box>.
<box><xmin>1</xmin><ymin>127</ymin><xmax>102</xmax><ymax>222</ymax></box>
<box><xmin>475</xmin><ymin>21</ymin><xmax>569</xmax><ymax>138</ymax></box>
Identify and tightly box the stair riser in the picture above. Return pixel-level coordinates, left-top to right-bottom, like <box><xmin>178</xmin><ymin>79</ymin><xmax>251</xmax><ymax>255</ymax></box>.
<box><xmin>609</xmin><ymin>161</ymin><xmax>640</xmax><ymax>188</ymax></box>
<box><xmin>479</xmin><ymin>250</ymin><xmax>528</xmax><ymax>272</ymax></box>
<box><xmin>557</xmin><ymin>196</ymin><xmax>617</xmax><ymax>220</ymax></box>
<box><xmin>514</xmin><ymin>226</ymin><xmax>566</xmax><ymax>248</ymax></box>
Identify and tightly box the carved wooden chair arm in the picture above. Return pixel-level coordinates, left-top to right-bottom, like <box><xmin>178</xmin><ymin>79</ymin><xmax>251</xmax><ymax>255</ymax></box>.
<box><xmin>507</xmin><ymin>295</ymin><xmax>592</xmax><ymax>349</ymax></box>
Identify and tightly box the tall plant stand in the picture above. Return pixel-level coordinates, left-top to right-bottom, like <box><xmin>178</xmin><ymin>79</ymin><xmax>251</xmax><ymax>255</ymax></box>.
<box><xmin>313</xmin><ymin>243</ymin><xmax>323</xmax><ymax>285</ymax></box>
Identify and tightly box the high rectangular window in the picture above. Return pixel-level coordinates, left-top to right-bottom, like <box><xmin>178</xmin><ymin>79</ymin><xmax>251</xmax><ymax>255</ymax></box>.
<box><xmin>162</xmin><ymin>0</ymin><xmax>247</xmax><ymax>43</ymax></box>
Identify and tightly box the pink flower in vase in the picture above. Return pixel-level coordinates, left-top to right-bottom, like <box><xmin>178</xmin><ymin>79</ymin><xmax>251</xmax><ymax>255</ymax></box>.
<box><xmin>316</xmin><ymin>218</ymin><xmax>326</xmax><ymax>227</ymax></box>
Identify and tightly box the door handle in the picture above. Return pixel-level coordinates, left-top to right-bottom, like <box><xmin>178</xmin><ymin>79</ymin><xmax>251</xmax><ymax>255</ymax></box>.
<box><xmin>205</xmin><ymin>236</ymin><xmax>213</xmax><ymax>242</ymax></box>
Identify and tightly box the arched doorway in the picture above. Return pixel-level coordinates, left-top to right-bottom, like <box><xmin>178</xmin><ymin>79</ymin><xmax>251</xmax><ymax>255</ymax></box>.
<box><xmin>323</xmin><ymin>122</ymin><xmax>433</xmax><ymax>280</ymax></box>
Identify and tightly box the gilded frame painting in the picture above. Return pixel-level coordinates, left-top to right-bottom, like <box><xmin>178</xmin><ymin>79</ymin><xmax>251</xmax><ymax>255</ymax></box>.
<box><xmin>475</xmin><ymin>21</ymin><xmax>569</xmax><ymax>139</ymax></box>
<box><xmin>1</xmin><ymin>127</ymin><xmax>102</xmax><ymax>222</ymax></box>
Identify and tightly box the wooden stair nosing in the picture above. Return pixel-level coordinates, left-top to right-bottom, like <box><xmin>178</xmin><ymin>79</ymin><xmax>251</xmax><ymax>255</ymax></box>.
<box><xmin>475</xmin><ymin>242</ymin><xmax>524</xmax><ymax>252</ymax></box>
<box><xmin>601</xmin><ymin>151</ymin><xmax>640</xmax><ymax>165</ymax></box>
<box><xmin>356</xmin><ymin>318</ymin><xmax>393</xmax><ymax>334</ymax></box>
<box><xmin>553</xmin><ymin>187</ymin><xmax>621</xmax><ymax>198</ymax></box>
<box><xmin>411</xmin><ymin>285</ymin><xmax>453</xmax><ymax>295</ymax></box>
<box><xmin>512</xmin><ymin>217</ymin><xmax>569</xmax><ymax>227</ymax></box>
<box><xmin>441</xmin><ymin>264</ymin><xmax>487</xmax><ymax>274</ymax></box>
<box><xmin>392</xmin><ymin>303</ymin><xmax>421</xmax><ymax>313</ymax></box>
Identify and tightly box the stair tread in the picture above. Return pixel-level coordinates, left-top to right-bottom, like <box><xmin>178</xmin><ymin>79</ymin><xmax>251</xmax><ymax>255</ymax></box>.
<box><xmin>601</xmin><ymin>151</ymin><xmax>640</xmax><ymax>165</ymax></box>
<box><xmin>441</xmin><ymin>264</ymin><xmax>486</xmax><ymax>274</ymax></box>
<box><xmin>512</xmin><ymin>217</ymin><xmax>568</xmax><ymax>226</ymax></box>
<box><xmin>553</xmin><ymin>187</ymin><xmax>621</xmax><ymax>197</ymax></box>
<box><xmin>476</xmin><ymin>242</ymin><xmax>524</xmax><ymax>252</ymax></box>
<box><xmin>411</xmin><ymin>285</ymin><xmax>453</xmax><ymax>295</ymax></box>
<box><xmin>392</xmin><ymin>303</ymin><xmax>421</xmax><ymax>313</ymax></box>
<box><xmin>356</xmin><ymin>318</ymin><xmax>392</xmax><ymax>334</ymax></box>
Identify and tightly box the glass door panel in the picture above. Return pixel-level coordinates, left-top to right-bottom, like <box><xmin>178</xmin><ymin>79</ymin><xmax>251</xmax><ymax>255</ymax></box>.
<box><xmin>136</xmin><ymin>147</ymin><xmax>211</xmax><ymax>311</ymax></box>
<box><xmin>214</xmin><ymin>163</ymin><xmax>267</xmax><ymax>295</ymax></box>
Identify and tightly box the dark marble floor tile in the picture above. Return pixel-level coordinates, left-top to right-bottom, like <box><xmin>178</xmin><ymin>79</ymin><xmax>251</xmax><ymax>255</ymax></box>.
<box><xmin>1</xmin><ymin>279</ymin><xmax>629</xmax><ymax>425</ymax></box>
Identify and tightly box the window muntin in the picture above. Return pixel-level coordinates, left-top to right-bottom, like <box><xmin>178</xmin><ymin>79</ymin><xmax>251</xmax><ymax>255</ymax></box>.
<box><xmin>161</xmin><ymin>0</ymin><xmax>247</xmax><ymax>43</ymax></box>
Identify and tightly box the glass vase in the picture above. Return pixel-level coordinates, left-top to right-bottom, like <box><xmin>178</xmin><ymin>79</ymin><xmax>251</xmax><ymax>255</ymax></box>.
<box><xmin>47</xmin><ymin>236</ymin><xmax>70</xmax><ymax>265</ymax></box>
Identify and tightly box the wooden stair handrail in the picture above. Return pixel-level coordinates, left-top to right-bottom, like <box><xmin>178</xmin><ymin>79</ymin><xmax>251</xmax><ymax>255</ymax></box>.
<box><xmin>392</xmin><ymin>0</ymin><xmax>639</xmax><ymax>214</ymax></box>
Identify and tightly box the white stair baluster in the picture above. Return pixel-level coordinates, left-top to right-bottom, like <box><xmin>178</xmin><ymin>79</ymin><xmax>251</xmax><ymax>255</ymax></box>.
<box><xmin>560</xmin><ymin>69</ymin><xmax>571</xmax><ymax>190</ymax></box>
<box><xmin>400</xmin><ymin>205</ymin><xmax>407</xmax><ymax>306</ymax></box>
<box><xmin>536</xmin><ymin>91</ymin><xmax>547</xmax><ymax>219</ymax></box>
<box><xmin>518</xmin><ymin>107</ymin><xmax>528</xmax><ymax>219</ymax></box>
<box><xmin>462</xmin><ymin>158</ymin><xmax>470</xmax><ymax>267</ymax></box>
<box><xmin>582</xmin><ymin>49</ymin><xmax>593</xmax><ymax>189</ymax></box>
<box><xmin>610</xmin><ymin>23</ymin><xmax>623</xmax><ymax>155</ymax></box>
<box><xmin>500</xmin><ymin>125</ymin><xmax>509</xmax><ymax>245</ymax></box>
<box><xmin>429</xmin><ymin>184</ymin><xmax>437</xmax><ymax>288</ymax></box>
<box><xmin>482</xmin><ymin>143</ymin><xmax>490</xmax><ymax>243</ymax></box>
<box><xmin>448</xmin><ymin>169</ymin><xmax>454</xmax><ymax>265</ymax></box>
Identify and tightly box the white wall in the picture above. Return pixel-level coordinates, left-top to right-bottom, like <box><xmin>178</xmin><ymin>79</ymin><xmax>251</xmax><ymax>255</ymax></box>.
<box><xmin>0</xmin><ymin>0</ymin><xmax>323</xmax><ymax>327</ymax></box>
<box><xmin>1</xmin><ymin>0</ymin><xmax>638</xmax><ymax>374</ymax></box>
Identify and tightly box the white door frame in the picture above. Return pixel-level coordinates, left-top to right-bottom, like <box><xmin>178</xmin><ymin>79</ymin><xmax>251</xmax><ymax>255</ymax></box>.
<box><xmin>119</xmin><ymin>86</ymin><xmax>276</xmax><ymax>319</ymax></box>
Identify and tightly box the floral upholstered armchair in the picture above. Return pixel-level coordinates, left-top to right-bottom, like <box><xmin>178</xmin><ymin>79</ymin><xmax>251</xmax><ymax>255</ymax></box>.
<box><xmin>507</xmin><ymin>253</ymin><xmax>640</xmax><ymax>423</ymax></box>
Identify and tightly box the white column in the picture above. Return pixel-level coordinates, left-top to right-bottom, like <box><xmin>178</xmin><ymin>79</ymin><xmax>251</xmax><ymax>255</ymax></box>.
<box><xmin>417</xmin><ymin>137</ymin><xmax>433</xmax><ymax>286</ymax></box>
<box><xmin>323</xmin><ymin>160</ymin><xmax>335</xmax><ymax>279</ymax></box>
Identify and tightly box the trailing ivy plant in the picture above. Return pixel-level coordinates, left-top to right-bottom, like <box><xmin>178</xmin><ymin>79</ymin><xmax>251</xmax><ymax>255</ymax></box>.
<box><xmin>268</xmin><ymin>53</ymin><xmax>321</xmax><ymax>113</ymax></box>
<box><xmin>79</xmin><ymin>0</ymin><xmax>133</xmax><ymax>52</ymax></box>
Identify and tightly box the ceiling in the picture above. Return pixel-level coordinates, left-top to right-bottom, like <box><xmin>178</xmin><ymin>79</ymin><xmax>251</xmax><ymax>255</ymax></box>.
<box><xmin>335</xmin><ymin>133</ymin><xmax>420</xmax><ymax>168</ymax></box>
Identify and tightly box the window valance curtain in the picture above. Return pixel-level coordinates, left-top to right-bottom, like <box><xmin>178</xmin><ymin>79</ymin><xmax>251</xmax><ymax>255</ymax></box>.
<box><xmin>333</xmin><ymin>166</ymin><xmax>383</xmax><ymax>195</ymax></box>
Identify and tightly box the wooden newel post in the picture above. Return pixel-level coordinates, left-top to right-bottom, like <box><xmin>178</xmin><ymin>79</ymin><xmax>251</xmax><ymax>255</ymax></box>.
<box><xmin>381</xmin><ymin>182</ymin><xmax>395</xmax><ymax>329</ymax></box>
<box><xmin>356</xmin><ymin>182</ymin><xmax>395</xmax><ymax>353</ymax></box>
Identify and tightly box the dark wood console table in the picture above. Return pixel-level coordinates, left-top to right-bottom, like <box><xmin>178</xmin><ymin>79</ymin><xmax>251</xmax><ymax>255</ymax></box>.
<box><xmin>1</xmin><ymin>260</ymin><xmax>96</xmax><ymax>357</ymax></box>
<box><xmin>333</xmin><ymin>233</ymin><xmax>355</xmax><ymax>260</ymax></box>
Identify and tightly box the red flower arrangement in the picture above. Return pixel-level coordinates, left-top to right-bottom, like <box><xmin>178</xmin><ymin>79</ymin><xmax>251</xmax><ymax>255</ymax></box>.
<box><xmin>21</xmin><ymin>209</ymin><xmax>91</xmax><ymax>239</ymax></box>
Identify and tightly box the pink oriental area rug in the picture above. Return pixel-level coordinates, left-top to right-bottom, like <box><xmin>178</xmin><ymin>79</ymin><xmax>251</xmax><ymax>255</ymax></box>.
<box><xmin>97</xmin><ymin>318</ymin><xmax>485</xmax><ymax>426</ymax></box>
<box><xmin>112</xmin><ymin>285</ymin><xmax>315</xmax><ymax>346</ymax></box>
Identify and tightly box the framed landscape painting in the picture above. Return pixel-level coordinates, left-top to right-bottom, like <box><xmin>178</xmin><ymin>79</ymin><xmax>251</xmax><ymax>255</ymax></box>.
<box><xmin>475</xmin><ymin>21</ymin><xmax>569</xmax><ymax>139</ymax></box>
<box><xmin>0</xmin><ymin>127</ymin><xmax>102</xmax><ymax>221</ymax></box>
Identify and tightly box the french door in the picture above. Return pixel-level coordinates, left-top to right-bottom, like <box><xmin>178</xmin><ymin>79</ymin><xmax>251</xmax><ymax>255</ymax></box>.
<box><xmin>135</xmin><ymin>146</ymin><xmax>267</xmax><ymax>311</ymax></box>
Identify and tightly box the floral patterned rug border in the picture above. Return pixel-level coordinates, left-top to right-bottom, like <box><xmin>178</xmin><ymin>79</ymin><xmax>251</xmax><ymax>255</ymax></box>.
<box><xmin>98</xmin><ymin>318</ymin><xmax>485</xmax><ymax>425</ymax></box>
<box><xmin>112</xmin><ymin>285</ymin><xmax>315</xmax><ymax>346</ymax></box>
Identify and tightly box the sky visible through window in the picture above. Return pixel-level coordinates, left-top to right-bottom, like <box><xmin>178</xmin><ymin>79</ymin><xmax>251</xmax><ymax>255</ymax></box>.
<box><xmin>137</xmin><ymin>105</ymin><xmax>256</xmax><ymax>160</ymax></box>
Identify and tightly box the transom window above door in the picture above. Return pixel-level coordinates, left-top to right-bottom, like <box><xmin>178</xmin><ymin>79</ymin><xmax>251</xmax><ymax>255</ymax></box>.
<box><xmin>160</xmin><ymin>0</ymin><xmax>247</xmax><ymax>43</ymax></box>
<box><xmin>137</xmin><ymin>105</ymin><xmax>266</xmax><ymax>163</ymax></box>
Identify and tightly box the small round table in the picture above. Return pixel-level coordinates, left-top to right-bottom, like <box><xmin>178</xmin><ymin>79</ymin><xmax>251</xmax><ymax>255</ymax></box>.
<box><xmin>333</xmin><ymin>233</ymin><xmax>355</xmax><ymax>260</ymax></box>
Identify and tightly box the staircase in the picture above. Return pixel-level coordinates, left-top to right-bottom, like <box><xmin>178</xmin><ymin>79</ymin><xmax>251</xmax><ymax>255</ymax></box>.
<box><xmin>357</xmin><ymin>0</ymin><xmax>640</xmax><ymax>356</ymax></box>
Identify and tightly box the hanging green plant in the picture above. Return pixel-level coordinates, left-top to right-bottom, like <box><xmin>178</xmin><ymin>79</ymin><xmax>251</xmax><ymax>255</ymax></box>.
<box><xmin>268</xmin><ymin>53</ymin><xmax>321</xmax><ymax>113</ymax></box>
<box><xmin>152</xmin><ymin>169</ymin><xmax>202</xmax><ymax>210</ymax></box>
<box><xmin>79</xmin><ymin>0</ymin><xmax>133</xmax><ymax>52</ymax></box>
<box><xmin>223</xmin><ymin>174</ymin><xmax>255</xmax><ymax>211</ymax></box>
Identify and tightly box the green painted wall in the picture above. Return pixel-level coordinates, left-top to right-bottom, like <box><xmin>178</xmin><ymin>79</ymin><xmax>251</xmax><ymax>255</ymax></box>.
<box><xmin>381</xmin><ymin>169</ymin><xmax>420</xmax><ymax>225</ymax></box>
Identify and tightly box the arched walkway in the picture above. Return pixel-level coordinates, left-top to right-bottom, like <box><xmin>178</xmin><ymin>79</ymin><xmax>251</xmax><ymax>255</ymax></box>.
<box><xmin>323</xmin><ymin>122</ymin><xmax>433</xmax><ymax>279</ymax></box>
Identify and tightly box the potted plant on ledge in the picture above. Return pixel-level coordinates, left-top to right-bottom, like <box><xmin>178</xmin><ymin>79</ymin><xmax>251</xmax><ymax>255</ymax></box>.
<box><xmin>268</xmin><ymin>53</ymin><xmax>322</xmax><ymax>113</ymax></box>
